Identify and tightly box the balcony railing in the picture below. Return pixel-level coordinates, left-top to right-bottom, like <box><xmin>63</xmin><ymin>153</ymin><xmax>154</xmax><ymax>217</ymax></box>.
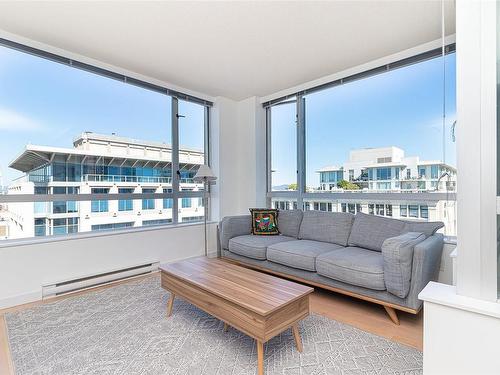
<box><xmin>84</xmin><ymin>174</ymin><xmax>172</xmax><ymax>183</ymax></box>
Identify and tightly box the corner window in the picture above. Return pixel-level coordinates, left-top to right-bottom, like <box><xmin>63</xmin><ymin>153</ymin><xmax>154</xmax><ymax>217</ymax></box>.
<box><xmin>0</xmin><ymin>38</ymin><xmax>210</xmax><ymax>242</ymax></box>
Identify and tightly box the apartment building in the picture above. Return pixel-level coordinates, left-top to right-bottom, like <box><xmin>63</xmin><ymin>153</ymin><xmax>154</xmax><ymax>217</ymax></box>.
<box><xmin>317</xmin><ymin>146</ymin><xmax>456</xmax><ymax>192</ymax></box>
<box><xmin>4</xmin><ymin>132</ymin><xmax>205</xmax><ymax>239</ymax></box>
<box><xmin>273</xmin><ymin>147</ymin><xmax>457</xmax><ymax>235</ymax></box>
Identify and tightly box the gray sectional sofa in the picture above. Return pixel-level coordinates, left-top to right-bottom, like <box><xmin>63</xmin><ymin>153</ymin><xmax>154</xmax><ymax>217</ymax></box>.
<box><xmin>219</xmin><ymin>210</ymin><xmax>444</xmax><ymax>324</ymax></box>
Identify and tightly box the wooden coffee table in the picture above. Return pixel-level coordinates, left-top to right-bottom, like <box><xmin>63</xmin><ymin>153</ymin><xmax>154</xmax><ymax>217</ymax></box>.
<box><xmin>160</xmin><ymin>257</ymin><xmax>313</xmax><ymax>375</ymax></box>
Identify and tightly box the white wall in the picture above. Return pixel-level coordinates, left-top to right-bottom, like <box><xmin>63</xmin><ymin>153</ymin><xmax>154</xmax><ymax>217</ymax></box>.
<box><xmin>0</xmin><ymin>223</ymin><xmax>217</xmax><ymax>309</ymax></box>
<box><xmin>422</xmin><ymin>284</ymin><xmax>500</xmax><ymax>375</ymax></box>
<box><xmin>211</xmin><ymin>96</ymin><xmax>266</xmax><ymax>219</ymax></box>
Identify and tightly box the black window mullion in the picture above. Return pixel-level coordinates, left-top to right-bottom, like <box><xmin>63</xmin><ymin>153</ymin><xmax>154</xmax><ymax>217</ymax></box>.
<box><xmin>172</xmin><ymin>97</ymin><xmax>180</xmax><ymax>224</ymax></box>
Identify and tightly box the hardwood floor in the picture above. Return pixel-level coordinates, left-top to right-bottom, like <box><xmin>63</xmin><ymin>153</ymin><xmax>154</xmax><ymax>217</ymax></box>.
<box><xmin>0</xmin><ymin>272</ymin><xmax>422</xmax><ymax>375</ymax></box>
<box><xmin>310</xmin><ymin>288</ymin><xmax>423</xmax><ymax>350</ymax></box>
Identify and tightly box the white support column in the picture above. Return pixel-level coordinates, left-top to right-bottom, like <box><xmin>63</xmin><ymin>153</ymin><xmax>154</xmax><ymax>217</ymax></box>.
<box><xmin>456</xmin><ymin>0</ymin><xmax>497</xmax><ymax>300</ymax></box>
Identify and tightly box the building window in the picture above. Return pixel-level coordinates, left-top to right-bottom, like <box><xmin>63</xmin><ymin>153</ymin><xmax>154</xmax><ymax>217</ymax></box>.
<box><xmin>431</xmin><ymin>165</ymin><xmax>439</xmax><ymax>179</ymax></box>
<box><xmin>356</xmin><ymin>204</ymin><xmax>361</xmax><ymax>213</ymax></box>
<box><xmin>181</xmin><ymin>197</ymin><xmax>191</xmax><ymax>208</ymax></box>
<box><xmin>349</xmin><ymin>169</ymin><xmax>354</xmax><ymax>181</ymax></box>
<box><xmin>142</xmin><ymin>219</ymin><xmax>172</xmax><ymax>226</ymax></box>
<box><xmin>400</xmin><ymin>205</ymin><xmax>408</xmax><ymax>217</ymax></box>
<box><xmin>409</xmin><ymin>205</ymin><xmax>419</xmax><ymax>218</ymax></box>
<box><xmin>341</xmin><ymin>203</ymin><xmax>347</xmax><ymax>213</ymax></box>
<box><xmin>319</xmin><ymin>202</ymin><xmax>327</xmax><ymax>211</ymax></box>
<box><xmin>368</xmin><ymin>204</ymin><xmax>374</xmax><ymax>215</ymax></box>
<box><xmin>91</xmin><ymin>188</ymin><xmax>109</xmax><ymax>213</ymax></box>
<box><xmin>420</xmin><ymin>205</ymin><xmax>429</xmax><ymax>219</ymax></box>
<box><xmin>406</xmin><ymin>169</ymin><xmax>411</xmax><ymax>179</ymax></box>
<box><xmin>163</xmin><ymin>188</ymin><xmax>173</xmax><ymax>210</ymax></box>
<box><xmin>53</xmin><ymin>187</ymin><xmax>79</xmax><ymax>214</ymax></box>
<box><xmin>376</xmin><ymin>182</ymin><xmax>391</xmax><ymax>190</ymax></box>
<box><xmin>52</xmin><ymin>218</ymin><xmax>79</xmax><ymax>235</ymax></box>
<box><xmin>118</xmin><ymin>188</ymin><xmax>134</xmax><ymax>211</ymax></box>
<box><xmin>34</xmin><ymin>218</ymin><xmax>46</xmax><ymax>237</ymax></box>
<box><xmin>376</xmin><ymin>168</ymin><xmax>391</xmax><ymax>180</ymax></box>
<box><xmin>419</xmin><ymin>167</ymin><xmax>426</xmax><ymax>178</ymax></box>
<box><xmin>348</xmin><ymin>203</ymin><xmax>356</xmax><ymax>214</ymax></box>
<box><xmin>91</xmin><ymin>222</ymin><xmax>134</xmax><ymax>231</ymax></box>
<box><xmin>376</xmin><ymin>204</ymin><xmax>385</xmax><ymax>216</ymax></box>
<box><xmin>386</xmin><ymin>204</ymin><xmax>393</xmax><ymax>217</ymax></box>
<box><xmin>142</xmin><ymin>188</ymin><xmax>156</xmax><ymax>210</ymax></box>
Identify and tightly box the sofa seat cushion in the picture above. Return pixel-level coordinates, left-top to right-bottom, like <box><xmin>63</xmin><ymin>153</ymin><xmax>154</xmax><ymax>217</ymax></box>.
<box><xmin>267</xmin><ymin>240</ymin><xmax>344</xmax><ymax>271</ymax></box>
<box><xmin>228</xmin><ymin>234</ymin><xmax>295</xmax><ymax>260</ymax></box>
<box><xmin>316</xmin><ymin>247</ymin><xmax>386</xmax><ymax>290</ymax></box>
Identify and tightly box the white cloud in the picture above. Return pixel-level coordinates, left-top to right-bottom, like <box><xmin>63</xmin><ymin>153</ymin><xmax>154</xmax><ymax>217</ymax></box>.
<box><xmin>0</xmin><ymin>108</ymin><xmax>44</xmax><ymax>132</ymax></box>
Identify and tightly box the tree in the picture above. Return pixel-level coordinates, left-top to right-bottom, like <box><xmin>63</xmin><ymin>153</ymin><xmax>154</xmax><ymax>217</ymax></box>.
<box><xmin>288</xmin><ymin>183</ymin><xmax>298</xmax><ymax>191</ymax></box>
<box><xmin>337</xmin><ymin>180</ymin><xmax>360</xmax><ymax>190</ymax></box>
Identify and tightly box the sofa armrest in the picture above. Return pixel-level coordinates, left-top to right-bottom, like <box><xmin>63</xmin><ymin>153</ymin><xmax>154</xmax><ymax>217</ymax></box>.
<box><xmin>219</xmin><ymin>215</ymin><xmax>252</xmax><ymax>250</ymax></box>
<box><xmin>382</xmin><ymin>232</ymin><xmax>426</xmax><ymax>298</ymax></box>
<box><xmin>406</xmin><ymin>233</ymin><xmax>444</xmax><ymax>310</ymax></box>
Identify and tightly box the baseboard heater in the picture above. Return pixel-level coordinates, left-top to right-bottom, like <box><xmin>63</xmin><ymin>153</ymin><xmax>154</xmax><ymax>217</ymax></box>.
<box><xmin>42</xmin><ymin>262</ymin><xmax>160</xmax><ymax>298</ymax></box>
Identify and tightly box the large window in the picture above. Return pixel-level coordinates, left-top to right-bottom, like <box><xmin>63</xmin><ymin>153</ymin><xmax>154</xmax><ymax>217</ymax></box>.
<box><xmin>269</xmin><ymin>46</ymin><xmax>456</xmax><ymax>235</ymax></box>
<box><xmin>270</xmin><ymin>100</ymin><xmax>297</xmax><ymax>191</ymax></box>
<box><xmin>0</xmin><ymin>39</ymin><xmax>210</xmax><ymax>242</ymax></box>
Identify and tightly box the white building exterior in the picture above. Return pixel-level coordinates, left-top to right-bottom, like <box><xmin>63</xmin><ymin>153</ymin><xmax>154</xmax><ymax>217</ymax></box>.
<box><xmin>273</xmin><ymin>147</ymin><xmax>457</xmax><ymax>235</ymax></box>
<box><xmin>2</xmin><ymin>133</ymin><xmax>205</xmax><ymax>240</ymax></box>
<box><xmin>317</xmin><ymin>146</ymin><xmax>456</xmax><ymax>192</ymax></box>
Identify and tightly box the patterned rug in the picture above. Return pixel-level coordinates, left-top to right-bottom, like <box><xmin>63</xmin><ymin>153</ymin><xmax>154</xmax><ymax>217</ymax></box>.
<box><xmin>5</xmin><ymin>275</ymin><xmax>422</xmax><ymax>375</ymax></box>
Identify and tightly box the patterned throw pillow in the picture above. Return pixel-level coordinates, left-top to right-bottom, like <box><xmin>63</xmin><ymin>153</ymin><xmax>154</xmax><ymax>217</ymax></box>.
<box><xmin>250</xmin><ymin>208</ymin><xmax>279</xmax><ymax>235</ymax></box>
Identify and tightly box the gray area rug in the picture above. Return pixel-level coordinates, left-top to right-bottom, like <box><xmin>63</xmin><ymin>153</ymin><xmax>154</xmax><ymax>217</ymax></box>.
<box><xmin>5</xmin><ymin>275</ymin><xmax>422</xmax><ymax>375</ymax></box>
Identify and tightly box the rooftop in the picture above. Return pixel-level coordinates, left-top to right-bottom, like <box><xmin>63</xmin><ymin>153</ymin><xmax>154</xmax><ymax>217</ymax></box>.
<box><xmin>9</xmin><ymin>133</ymin><xmax>204</xmax><ymax>173</ymax></box>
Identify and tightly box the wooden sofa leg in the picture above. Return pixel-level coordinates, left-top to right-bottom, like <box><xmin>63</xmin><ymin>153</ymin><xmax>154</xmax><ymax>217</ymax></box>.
<box><xmin>383</xmin><ymin>306</ymin><xmax>400</xmax><ymax>325</ymax></box>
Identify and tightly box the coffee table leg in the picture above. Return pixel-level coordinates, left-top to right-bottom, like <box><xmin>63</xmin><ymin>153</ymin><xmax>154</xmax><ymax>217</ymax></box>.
<box><xmin>292</xmin><ymin>324</ymin><xmax>303</xmax><ymax>353</ymax></box>
<box><xmin>223</xmin><ymin>322</ymin><xmax>229</xmax><ymax>332</ymax></box>
<box><xmin>166</xmin><ymin>293</ymin><xmax>175</xmax><ymax>317</ymax></box>
<box><xmin>256</xmin><ymin>340</ymin><xmax>264</xmax><ymax>375</ymax></box>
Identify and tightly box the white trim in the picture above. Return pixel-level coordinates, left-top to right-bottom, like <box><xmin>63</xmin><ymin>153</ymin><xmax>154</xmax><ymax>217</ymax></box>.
<box><xmin>260</xmin><ymin>35</ymin><xmax>456</xmax><ymax>104</ymax></box>
<box><xmin>456</xmin><ymin>0</ymin><xmax>498</xmax><ymax>301</ymax></box>
<box><xmin>0</xmin><ymin>221</ymin><xmax>217</xmax><ymax>250</ymax></box>
<box><xmin>0</xmin><ymin>290</ymin><xmax>41</xmax><ymax>310</ymax></box>
<box><xmin>0</xmin><ymin>28</ymin><xmax>215</xmax><ymax>103</ymax></box>
<box><xmin>419</xmin><ymin>281</ymin><xmax>500</xmax><ymax>320</ymax></box>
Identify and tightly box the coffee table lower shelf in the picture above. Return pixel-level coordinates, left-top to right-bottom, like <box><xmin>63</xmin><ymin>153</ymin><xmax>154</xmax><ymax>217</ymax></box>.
<box><xmin>161</xmin><ymin>271</ymin><xmax>310</xmax><ymax>375</ymax></box>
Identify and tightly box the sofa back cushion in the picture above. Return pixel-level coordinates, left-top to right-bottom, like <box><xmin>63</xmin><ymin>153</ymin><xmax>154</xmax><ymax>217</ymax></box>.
<box><xmin>403</xmin><ymin>221</ymin><xmax>444</xmax><ymax>237</ymax></box>
<box><xmin>348</xmin><ymin>212</ymin><xmax>406</xmax><ymax>252</ymax></box>
<box><xmin>298</xmin><ymin>211</ymin><xmax>354</xmax><ymax>246</ymax></box>
<box><xmin>278</xmin><ymin>209</ymin><xmax>303</xmax><ymax>238</ymax></box>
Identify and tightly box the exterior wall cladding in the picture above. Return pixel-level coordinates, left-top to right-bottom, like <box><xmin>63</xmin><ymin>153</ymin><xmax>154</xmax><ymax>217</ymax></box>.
<box><xmin>3</xmin><ymin>132</ymin><xmax>205</xmax><ymax>240</ymax></box>
<box><xmin>273</xmin><ymin>146</ymin><xmax>457</xmax><ymax>236</ymax></box>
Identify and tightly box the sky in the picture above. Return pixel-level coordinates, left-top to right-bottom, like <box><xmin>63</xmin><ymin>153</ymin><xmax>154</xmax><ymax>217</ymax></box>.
<box><xmin>0</xmin><ymin>44</ymin><xmax>456</xmax><ymax>188</ymax></box>
<box><xmin>271</xmin><ymin>53</ymin><xmax>456</xmax><ymax>188</ymax></box>
<box><xmin>0</xmin><ymin>45</ymin><xmax>205</xmax><ymax>186</ymax></box>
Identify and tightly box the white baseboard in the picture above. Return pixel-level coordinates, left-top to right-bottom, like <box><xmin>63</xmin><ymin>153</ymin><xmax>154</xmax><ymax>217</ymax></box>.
<box><xmin>0</xmin><ymin>290</ymin><xmax>41</xmax><ymax>310</ymax></box>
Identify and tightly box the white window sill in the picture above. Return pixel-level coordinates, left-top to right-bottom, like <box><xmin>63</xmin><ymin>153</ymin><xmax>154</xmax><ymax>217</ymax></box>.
<box><xmin>419</xmin><ymin>281</ymin><xmax>500</xmax><ymax>319</ymax></box>
<box><xmin>0</xmin><ymin>220</ymin><xmax>218</xmax><ymax>250</ymax></box>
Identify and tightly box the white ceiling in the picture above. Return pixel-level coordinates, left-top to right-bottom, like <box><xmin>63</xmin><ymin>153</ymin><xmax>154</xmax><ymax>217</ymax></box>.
<box><xmin>0</xmin><ymin>1</ymin><xmax>455</xmax><ymax>100</ymax></box>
